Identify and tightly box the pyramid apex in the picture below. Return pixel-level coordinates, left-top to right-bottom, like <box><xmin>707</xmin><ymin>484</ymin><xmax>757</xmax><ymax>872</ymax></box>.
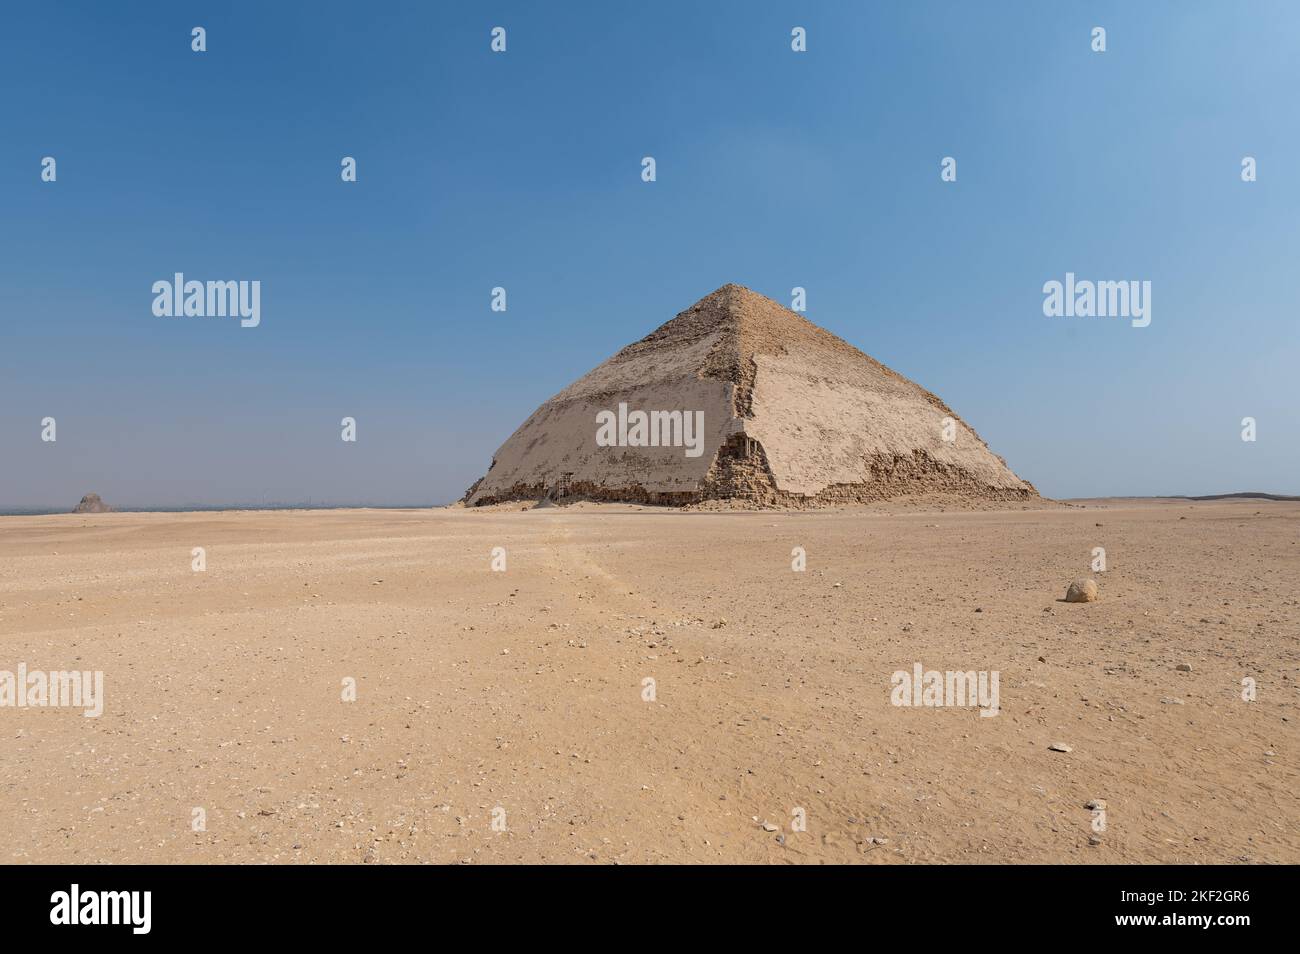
<box><xmin>704</xmin><ymin>282</ymin><xmax>772</xmax><ymax>304</ymax></box>
<box><xmin>673</xmin><ymin>283</ymin><xmax>793</xmax><ymax>327</ymax></box>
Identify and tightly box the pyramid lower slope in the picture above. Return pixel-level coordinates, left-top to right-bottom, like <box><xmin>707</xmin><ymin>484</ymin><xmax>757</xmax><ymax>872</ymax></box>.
<box><xmin>464</xmin><ymin>285</ymin><xmax>1036</xmax><ymax>507</ymax></box>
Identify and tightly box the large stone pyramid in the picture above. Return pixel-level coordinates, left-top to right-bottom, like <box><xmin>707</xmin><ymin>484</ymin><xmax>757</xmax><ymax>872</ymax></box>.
<box><xmin>464</xmin><ymin>284</ymin><xmax>1036</xmax><ymax>507</ymax></box>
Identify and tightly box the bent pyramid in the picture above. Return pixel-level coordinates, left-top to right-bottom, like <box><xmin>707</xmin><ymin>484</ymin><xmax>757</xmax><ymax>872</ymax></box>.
<box><xmin>464</xmin><ymin>284</ymin><xmax>1036</xmax><ymax>507</ymax></box>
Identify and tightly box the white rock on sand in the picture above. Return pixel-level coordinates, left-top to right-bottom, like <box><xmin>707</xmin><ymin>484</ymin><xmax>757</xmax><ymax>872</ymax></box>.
<box><xmin>1064</xmin><ymin>579</ymin><xmax>1098</xmax><ymax>603</ymax></box>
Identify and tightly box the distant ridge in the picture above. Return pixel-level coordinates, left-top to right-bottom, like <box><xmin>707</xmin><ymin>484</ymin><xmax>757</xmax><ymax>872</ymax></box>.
<box><xmin>1066</xmin><ymin>492</ymin><xmax>1300</xmax><ymax>503</ymax></box>
<box><xmin>1181</xmin><ymin>492</ymin><xmax>1299</xmax><ymax>502</ymax></box>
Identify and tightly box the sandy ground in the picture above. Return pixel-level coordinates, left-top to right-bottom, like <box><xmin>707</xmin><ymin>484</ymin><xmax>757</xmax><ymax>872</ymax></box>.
<box><xmin>0</xmin><ymin>499</ymin><xmax>1296</xmax><ymax>864</ymax></box>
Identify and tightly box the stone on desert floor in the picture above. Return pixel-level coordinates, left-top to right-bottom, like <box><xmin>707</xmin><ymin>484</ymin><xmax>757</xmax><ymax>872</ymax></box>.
<box><xmin>1065</xmin><ymin>578</ymin><xmax>1098</xmax><ymax>603</ymax></box>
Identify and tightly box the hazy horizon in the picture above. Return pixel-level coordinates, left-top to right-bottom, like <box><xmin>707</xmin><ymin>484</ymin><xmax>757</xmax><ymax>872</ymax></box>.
<box><xmin>6</xmin><ymin>487</ymin><xmax>1299</xmax><ymax>516</ymax></box>
<box><xmin>4</xmin><ymin>1</ymin><xmax>1297</xmax><ymax>507</ymax></box>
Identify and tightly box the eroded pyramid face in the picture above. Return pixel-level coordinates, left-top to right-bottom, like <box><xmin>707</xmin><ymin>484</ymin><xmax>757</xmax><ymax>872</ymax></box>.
<box><xmin>464</xmin><ymin>284</ymin><xmax>1036</xmax><ymax>507</ymax></box>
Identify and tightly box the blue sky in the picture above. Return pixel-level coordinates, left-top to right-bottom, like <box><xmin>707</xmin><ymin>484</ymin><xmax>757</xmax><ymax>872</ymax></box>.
<box><xmin>2</xmin><ymin>1</ymin><xmax>1296</xmax><ymax>508</ymax></box>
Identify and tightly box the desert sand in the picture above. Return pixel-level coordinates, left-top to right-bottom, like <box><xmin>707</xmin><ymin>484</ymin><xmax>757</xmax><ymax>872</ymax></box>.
<box><xmin>0</xmin><ymin>498</ymin><xmax>1295</xmax><ymax>864</ymax></box>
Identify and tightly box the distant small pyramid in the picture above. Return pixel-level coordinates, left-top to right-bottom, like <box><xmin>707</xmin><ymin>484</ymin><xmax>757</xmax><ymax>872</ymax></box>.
<box><xmin>73</xmin><ymin>493</ymin><xmax>112</xmax><ymax>514</ymax></box>
<box><xmin>464</xmin><ymin>284</ymin><xmax>1036</xmax><ymax>507</ymax></box>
